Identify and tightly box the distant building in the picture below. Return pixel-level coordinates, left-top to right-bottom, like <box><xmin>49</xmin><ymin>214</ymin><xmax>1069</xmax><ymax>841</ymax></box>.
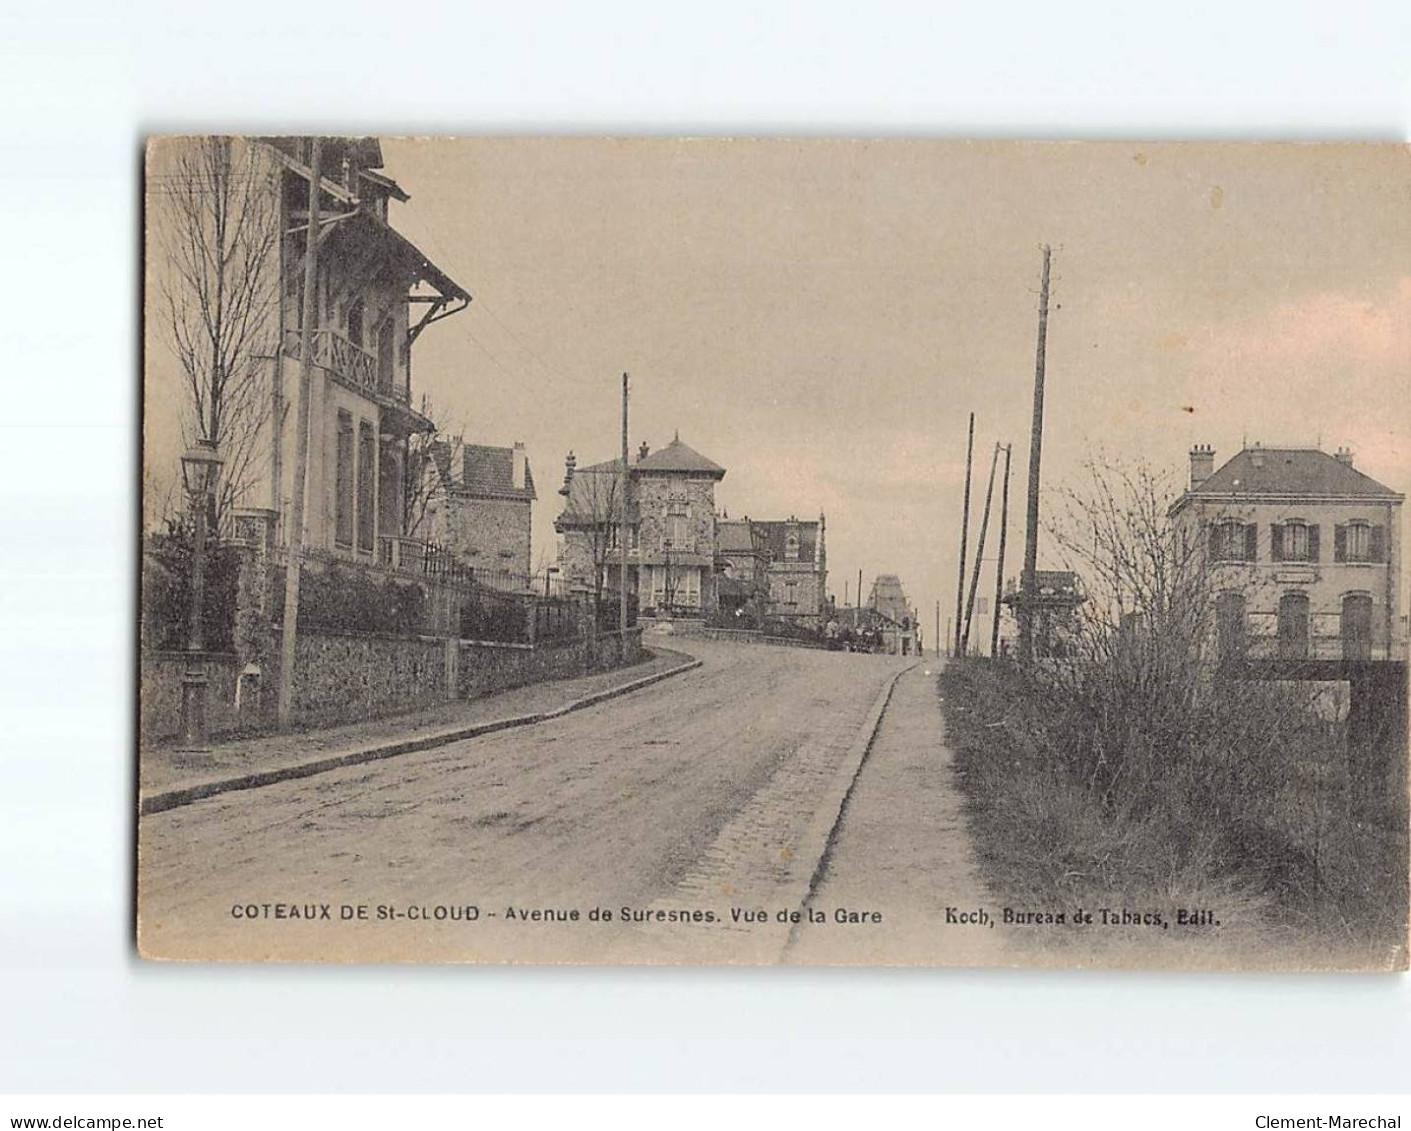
<box><xmin>715</xmin><ymin>517</ymin><xmax>771</xmax><ymax>624</ymax></box>
<box><xmin>555</xmin><ymin>435</ymin><xmax>726</xmax><ymax>617</ymax></box>
<box><xmin>1170</xmin><ymin>443</ymin><xmax>1404</xmax><ymax>663</ymax></box>
<box><xmin>422</xmin><ymin>439</ymin><xmax>536</xmax><ymax>587</ymax></box>
<box><xmin>1001</xmin><ymin>569</ymin><xmax>1085</xmax><ymax>659</ymax></box>
<box><xmin>867</xmin><ymin>574</ymin><xmax>918</xmax><ymax>655</ymax></box>
<box><xmin>753</xmin><ymin>516</ymin><xmax>829</xmax><ymax>630</ymax></box>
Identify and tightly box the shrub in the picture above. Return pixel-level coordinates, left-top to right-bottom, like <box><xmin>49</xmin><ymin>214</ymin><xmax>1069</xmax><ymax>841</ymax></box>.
<box><xmin>268</xmin><ymin>562</ymin><xmax>428</xmax><ymax>637</ymax></box>
<box><xmin>141</xmin><ymin>520</ymin><xmax>240</xmax><ymax>652</ymax></box>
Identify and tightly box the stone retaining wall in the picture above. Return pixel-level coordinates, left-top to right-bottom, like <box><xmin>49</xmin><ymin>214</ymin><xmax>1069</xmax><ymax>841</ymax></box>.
<box><xmin>140</xmin><ymin>626</ymin><xmax>646</xmax><ymax>746</ymax></box>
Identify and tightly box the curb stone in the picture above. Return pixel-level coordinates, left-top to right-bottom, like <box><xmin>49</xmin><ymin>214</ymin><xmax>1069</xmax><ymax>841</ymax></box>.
<box><xmin>139</xmin><ymin>657</ymin><xmax>703</xmax><ymax>817</ymax></box>
<box><xmin>779</xmin><ymin>659</ymin><xmax>921</xmax><ymax>960</ymax></box>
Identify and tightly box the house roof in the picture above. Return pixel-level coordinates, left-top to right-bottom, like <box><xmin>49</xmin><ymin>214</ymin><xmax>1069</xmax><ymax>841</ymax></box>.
<box><xmin>753</xmin><ymin>519</ymin><xmax>821</xmax><ymax>564</ymax></box>
<box><xmin>870</xmin><ymin>574</ymin><xmax>910</xmax><ymax>619</ymax></box>
<box><xmin>463</xmin><ymin>444</ymin><xmax>536</xmax><ymax>501</ymax></box>
<box><xmin>716</xmin><ymin>520</ymin><xmax>761</xmax><ymax>554</ymax></box>
<box><xmin>555</xmin><ymin>461</ymin><xmax>637</xmax><ymax>528</ymax></box>
<box><xmin>429</xmin><ymin>441</ymin><xmax>535</xmax><ymax>501</ymax></box>
<box><xmin>1189</xmin><ymin>447</ymin><xmax>1401</xmax><ymax>501</ymax></box>
<box><xmin>633</xmin><ymin>437</ymin><xmax>726</xmax><ymax>479</ymax></box>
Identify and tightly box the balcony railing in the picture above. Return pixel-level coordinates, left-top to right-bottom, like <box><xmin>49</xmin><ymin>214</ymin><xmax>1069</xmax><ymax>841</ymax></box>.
<box><xmin>284</xmin><ymin>328</ymin><xmax>409</xmax><ymax>405</ymax></box>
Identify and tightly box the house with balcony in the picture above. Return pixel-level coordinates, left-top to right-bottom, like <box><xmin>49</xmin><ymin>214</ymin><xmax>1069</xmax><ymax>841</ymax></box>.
<box><xmin>1170</xmin><ymin>443</ymin><xmax>1405</xmax><ymax>665</ymax></box>
<box><xmin>259</xmin><ymin>137</ymin><xmax>470</xmax><ymax>569</ymax></box>
<box><xmin>555</xmin><ymin>435</ymin><xmax>726</xmax><ymax>618</ymax></box>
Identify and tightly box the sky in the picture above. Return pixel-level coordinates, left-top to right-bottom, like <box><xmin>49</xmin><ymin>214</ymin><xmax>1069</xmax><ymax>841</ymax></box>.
<box><xmin>148</xmin><ymin>140</ymin><xmax>1411</xmax><ymax>640</ymax></box>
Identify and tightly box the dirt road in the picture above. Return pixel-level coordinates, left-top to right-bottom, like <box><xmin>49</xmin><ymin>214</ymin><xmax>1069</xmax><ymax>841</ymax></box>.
<box><xmin>139</xmin><ymin>639</ymin><xmax>910</xmax><ymax>963</ymax></box>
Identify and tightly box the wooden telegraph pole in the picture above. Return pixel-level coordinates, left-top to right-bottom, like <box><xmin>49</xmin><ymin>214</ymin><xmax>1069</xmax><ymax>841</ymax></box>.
<box><xmin>962</xmin><ymin>442</ymin><xmax>999</xmax><ymax>655</ymax></box>
<box><xmin>991</xmin><ymin>443</ymin><xmax>1012</xmax><ymax>658</ymax></box>
<box><xmin>953</xmin><ymin>411</ymin><xmax>975</xmax><ymax>657</ymax></box>
<box><xmin>1018</xmin><ymin>246</ymin><xmax>1052</xmax><ymax>665</ymax></box>
<box><xmin>935</xmin><ymin>600</ymin><xmax>941</xmax><ymax>659</ymax></box>
<box><xmin>619</xmin><ymin>373</ymin><xmax>630</xmax><ymax>639</ymax></box>
<box><xmin>277</xmin><ymin>138</ymin><xmax>322</xmax><ymax>730</ymax></box>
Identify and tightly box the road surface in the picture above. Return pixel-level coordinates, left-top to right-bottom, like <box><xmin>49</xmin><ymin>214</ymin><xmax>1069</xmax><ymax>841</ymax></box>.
<box><xmin>139</xmin><ymin>638</ymin><xmax>912</xmax><ymax>963</ymax></box>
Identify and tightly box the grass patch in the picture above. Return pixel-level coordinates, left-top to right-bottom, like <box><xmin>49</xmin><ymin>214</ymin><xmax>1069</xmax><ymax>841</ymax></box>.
<box><xmin>940</xmin><ymin>659</ymin><xmax>1407</xmax><ymax>969</ymax></box>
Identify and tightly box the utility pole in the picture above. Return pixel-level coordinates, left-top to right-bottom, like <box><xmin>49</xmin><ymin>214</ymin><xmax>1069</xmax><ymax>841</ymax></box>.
<box><xmin>1018</xmin><ymin>245</ymin><xmax>1052</xmax><ymax>665</ymax></box>
<box><xmin>858</xmin><ymin>569</ymin><xmax>863</xmax><ymax>610</ymax></box>
<box><xmin>962</xmin><ymin>442</ymin><xmax>999</xmax><ymax>655</ymax></box>
<box><xmin>991</xmin><ymin>443</ymin><xmax>1012</xmax><ymax>659</ymax></box>
<box><xmin>935</xmin><ymin>600</ymin><xmax>941</xmax><ymax>659</ymax></box>
<box><xmin>953</xmin><ymin>411</ymin><xmax>975</xmax><ymax>658</ymax></box>
<box><xmin>277</xmin><ymin>137</ymin><xmax>321</xmax><ymax>730</ymax></box>
<box><xmin>619</xmin><ymin>372</ymin><xmax>630</xmax><ymax>639</ymax></box>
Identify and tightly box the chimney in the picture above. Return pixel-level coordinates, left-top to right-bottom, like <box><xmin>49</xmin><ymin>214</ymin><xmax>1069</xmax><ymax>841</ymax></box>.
<box><xmin>1336</xmin><ymin>446</ymin><xmax>1354</xmax><ymax>467</ymax></box>
<box><xmin>512</xmin><ymin>442</ymin><xmax>527</xmax><ymax>490</ymax></box>
<box><xmin>1189</xmin><ymin>444</ymin><xmax>1214</xmax><ymax>489</ymax></box>
<box><xmin>638</xmin><ymin>441</ymin><xmax>650</xmax><ymax>461</ymax></box>
<box><xmin>558</xmin><ymin>450</ymin><xmax>576</xmax><ymax>498</ymax></box>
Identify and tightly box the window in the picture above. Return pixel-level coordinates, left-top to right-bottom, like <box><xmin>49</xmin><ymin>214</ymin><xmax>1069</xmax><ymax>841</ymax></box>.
<box><xmin>785</xmin><ymin>580</ymin><xmax>798</xmax><ymax>607</ymax></box>
<box><xmin>1277</xmin><ymin>591</ymin><xmax>1310</xmax><ymax>660</ymax></box>
<box><xmin>347</xmin><ymin>297</ymin><xmax>365</xmax><ymax>347</ymax></box>
<box><xmin>1272</xmin><ymin>520</ymin><xmax>1319</xmax><ymax>563</ymax></box>
<box><xmin>1209</xmin><ymin>520</ymin><xmax>1255</xmax><ymax>562</ymax></box>
<box><xmin>1341</xmin><ymin>593</ymin><xmax>1373</xmax><ymax>661</ymax></box>
<box><xmin>377</xmin><ymin>318</ymin><xmax>395</xmax><ymax>391</ymax></box>
<box><xmin>1336</xmin><ymin>521</ymin><xmax>1384</xmax><ymax>563</ymax></box>
<box><xmin>357</xmin><ymin>421</ymin><xmax>376</xmax><ymax>552</ymax></box>
<box><xmin>1215</xmin><ymin>591</ymin><xmax>1246</xmax><ymax>662</ymax></box>
<box><xmin>334</xmin><ymin>411</ymin><xmax>354</xmax><ymax>547</ymax></box>
<box><xmin>665</xmin><ymin>506</ymin><xmax>690</xmax><ymax>551</ymax></box>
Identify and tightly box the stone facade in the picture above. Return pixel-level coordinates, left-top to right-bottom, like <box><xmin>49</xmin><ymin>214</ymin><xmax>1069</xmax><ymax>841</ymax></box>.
<box><xmin>754</xmin><ymin>517</ymin><xmax>829</xmax><ymax>629</ymax></box>
<box><xmin>1171</xmin><ymin>444</ymin><xmax>1405</xmax><ymax>662</ymax></box>
<box><xmin>555</xmin><ymin>436</ymin><xmax>725</xmax><ymax>616</ymax></box>
<box><xmin>423</xmin><ymin>441</ymin><xmax>536</xmax><ymax>587</ymax></box>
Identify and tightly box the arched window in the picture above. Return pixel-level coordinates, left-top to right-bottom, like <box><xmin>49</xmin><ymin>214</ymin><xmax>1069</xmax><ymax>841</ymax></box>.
<box><xmin>1277</xmin><ymin>591</ymin><xmax>1310</xmax><ymax>660</ymax></box>
<box><xmin>1215</xmin><ymin>591</ymin><xmax>1246</xmax><ymax>662</ymax></box>
<box><xmin>1209</xmin><ymin>520</ymin><xmax>1255</xmax><ymax>562</ymax></box>
<box><xmin>1273</xmin><ymin>519</ymin><xmax>1318</xmax><ymax>562</ymax></box>
<box><xmin>1341</xmin><ymin>593</ymin><xmax>1373</xmax><ymax>661</ymax></box>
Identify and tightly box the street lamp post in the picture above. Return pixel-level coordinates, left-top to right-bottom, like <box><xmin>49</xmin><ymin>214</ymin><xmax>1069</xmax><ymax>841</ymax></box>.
<box><xmin>176</xmin><ymin>437</ymin><xmax>224</xmax><ymax>757</ymax></box>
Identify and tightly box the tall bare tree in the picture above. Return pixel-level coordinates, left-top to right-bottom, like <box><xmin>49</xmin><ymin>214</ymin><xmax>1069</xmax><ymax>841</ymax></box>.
<box><xmin>158</xmin><ymin>137</ymin><xmax>281</xmax><ymax>529</ymax></box>
<box><xmin>402</xmin><ymin>394</ymin><xmax>465</xmax><ymax>542</ymax></box>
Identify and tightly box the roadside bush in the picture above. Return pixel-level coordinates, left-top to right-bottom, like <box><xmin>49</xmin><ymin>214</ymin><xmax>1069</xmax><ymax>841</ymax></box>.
<box><xmin>941</xmin><ymin>456</ymin><xmax>1407</xmax><ymax>963</ymax></box>
<box><xmin>268</xmin><ymin>563</ymin><xmax>428</xmax><ymax>637</ymax></box>
<box><xmin>141</xmin><ymin>520</ymin><xmax>241</xmax><ymax>652</ymax></box>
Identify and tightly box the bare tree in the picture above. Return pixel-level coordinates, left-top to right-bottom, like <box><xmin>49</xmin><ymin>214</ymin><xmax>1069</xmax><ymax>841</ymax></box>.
<box><xmin>157</xmin><ymin>137</ymin><xmax>281</xmax><ymax>529</ymax></box>
<box><xmin>402</xmin><ymin>394</ymin><xmax>465</xmax><ymax>542</ymax></box>
<box><xmin>557</xmin><ymin>460</ymin><xmax>625</xmax><ymax>628</ymax></box>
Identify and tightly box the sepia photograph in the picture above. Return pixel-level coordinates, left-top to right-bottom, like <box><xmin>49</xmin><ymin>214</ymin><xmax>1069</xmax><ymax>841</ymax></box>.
<box><xmin>137</xmin><ymin>136</ymin><xmax>1409</xmax><ymax>971</ymax></box>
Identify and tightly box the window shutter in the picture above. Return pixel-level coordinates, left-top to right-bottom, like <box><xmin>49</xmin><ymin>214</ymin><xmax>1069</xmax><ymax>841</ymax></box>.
<box><xmin>1370</xmin><ymin>525</ymin><xmax>1386</xmax><ymax>563</ymax></box>
<box><xmin>1334</xmin><ymin>524</ymin><xmax>1347</xmax><ymax>563</ymax></box>
<box><xmin>1270</xmin><ymin>524</ymin><xmax>1283</xmax><ymax>562</ymax></box>
<box><xmin>1244</xmin><ymin>524</ymin><xmax>1258</xmax><ymax>562</ymax></box>
<box><xmin>1307</xmin><ymin>524</ymin><xmax>1320</xmax><ymax>562</ymax></box>
<box><xmin>1207</xmin><ymin>524</ymin><xmax>1219</xmax><ymax>560</ymax></box>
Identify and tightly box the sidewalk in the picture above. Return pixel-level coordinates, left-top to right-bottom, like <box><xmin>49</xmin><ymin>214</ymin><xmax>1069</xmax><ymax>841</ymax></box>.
<box><xmin>140</xmin><ymin>647</ymin><xmax>700</xmax><ymax>814</ymax></box>
<box><xmin>783</xmin><ymin>661</ymin><xmax>1012</xmax><ymax>966</ymax></box>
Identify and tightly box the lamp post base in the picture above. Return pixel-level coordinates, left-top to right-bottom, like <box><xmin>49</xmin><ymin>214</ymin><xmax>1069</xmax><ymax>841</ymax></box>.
<box><xmin>173</xmin><ymin>660</ymin><xmax>215</xmax><ymax>766</ymax></box>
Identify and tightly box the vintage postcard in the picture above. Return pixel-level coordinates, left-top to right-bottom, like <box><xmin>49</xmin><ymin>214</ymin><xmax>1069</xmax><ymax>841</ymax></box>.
<box><xmin>138</xmin><ymin>137</ymin><xmax>1409</xmax><ymax>969</ymax></box>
